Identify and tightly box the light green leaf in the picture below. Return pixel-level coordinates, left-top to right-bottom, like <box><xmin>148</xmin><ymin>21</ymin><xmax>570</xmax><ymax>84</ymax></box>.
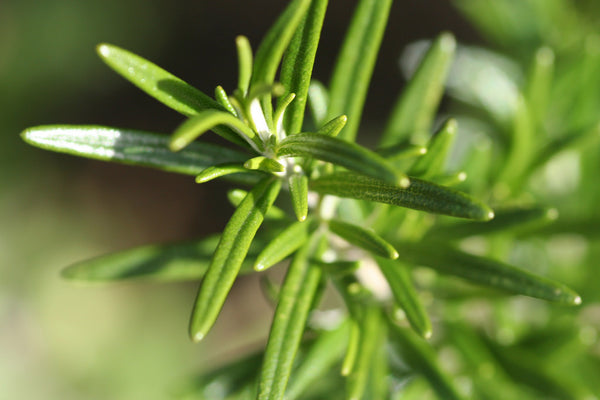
<box><xmin>96</xmin><ymin>43</ymin><xmax>247</xmax><ymax>148</ymax></box>
<box><xmin>409</xmin><ymin>118</ymin><xmax>458</xmax><ymax>179</ymax></box>
<box><xmin>381</xmin><ymin>32</ymin><xmax>456</xmax><ymax>146</ymax></box>
<box><xmin>311</xmin><ymin>172</ymin><xmax>494</xmax><ymax>221</ymax></box>
<box><xmin>327</xmin><ymin>0</ymin><xmax>393</xmax><ymax>142</ymax></box>
<box><xmin>277</xmin><ymin>133</ymin><xmax>408</xmax><ymax>186</ymax></box>
<box><xmin>214</xmin><ymin>85</ymin><xmax>238</xmax><ymax>116</ymax></box>
<box><xmin>393</xmin><ymin>241</ymin><xmax>581</xmax><ymax>305</ymax></box>
<box><xmin>227</xmin><ymin>189</ymin><xmax>288</xmax><ymax>220</ymax></box>
<box><xmin>288</xmin><ymin>173</ymin><xmax>309</xmax><ymax>221</ymax></box>
<box><xmin>236</xmin><ymin>35</ymin><xmax>254</xmax><ymax>97</ymax></box>
<box><xmin>328</xmin><ymin>219</ymin><xmax>398</xmax><ymax>259</ymax></box>
<box><xmin>189</xmin><ymin>178</ymin><xmax>281</xmax><ymax>342</ymax></box>
<box><xmin>389</xmin><ymin>324</ymin><xmax>465</xmax><ymax>400</ymax></box>
<box><xmin>279</xmin><ymin>0</ymin><xmax>329</xmax><ymax>135</ymax></box>
<box><xmin>426</xmin><ymin>206</ymin><xmax>559</xmax><ymax>240</ymax></box>
<box><xmin>341</xmin><ymin>320</ymin><xmax>361</xmax><ymax>376</ymax></box>
<box><xmin>307</xmin><ymin>80</ymin><xmax>329</xmax><ymax>127</ymax></box>
<box><xmin>195</xmin><ymin>163</ymin><xmax>248</xmax><ymax>184</ymax></box>
<box><xmin>257</xmin><ymin>240</ymin><xmax>323</xmax><ymax>400</ymax></box>
<box><xmin>285</xmin><ymin>319</ymin><xmax>351</xmax><ymax>400</ymax></box>
<box><xmin>170</xmin><ymin>110</ymin><xmax>261</xmax><ymax>152</ymax></box>
<box><xmin>21</xmin><ymin>125</ymin><xmax>253</xmax><ymax>179</ymax></box>
<box><xmin>376</xmin><ymin>258</ymin><xmax>432</xmax><ymax>339</ymax></box>
<box><xmin>526</xmin><ymin>46</ymin><xmax>554</xmax><ymax>124</ymax></box>
<box><xmin>254</xmin><ymin>220</ymin><xmax>311</xmax><ymax>271</ymax></box>
<box><xmin>317</xmin><ymin>115</ymin><xmax>348</xmax><ymax>137</ymax></box>
<box><xmin>376</xmin><ymin>142</ymin><xmax>427</xmax><ymax>161</ymax></box>
<box><xmin>244</xmin><ymin>156</ymin><xmax>285</xmax><ymax>173</ymax></box>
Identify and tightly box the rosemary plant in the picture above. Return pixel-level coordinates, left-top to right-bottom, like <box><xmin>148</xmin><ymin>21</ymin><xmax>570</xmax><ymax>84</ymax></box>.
<box><xmin>22</xmin><ymin>0</ymin><xmax>596</xmax><ymax>399</ymax></box>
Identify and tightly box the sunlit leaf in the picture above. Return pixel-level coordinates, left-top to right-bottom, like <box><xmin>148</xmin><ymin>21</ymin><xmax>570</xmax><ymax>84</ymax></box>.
<box><xmin>328</xmin><ymin>219</ymin><xmax>399</xmax><ymax>259</ymax></box>
<box><xmin>254</xmin><ymin>220</ymin><xmax>311</xmax><ymax>271</ymax></box>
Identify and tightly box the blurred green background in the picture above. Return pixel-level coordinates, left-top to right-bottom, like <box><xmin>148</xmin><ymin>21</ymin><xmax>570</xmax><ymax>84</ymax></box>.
<box><xmin>3</xmin><ymin>0</ymin><xmax>600</xmax><ymax>399</ymax></box>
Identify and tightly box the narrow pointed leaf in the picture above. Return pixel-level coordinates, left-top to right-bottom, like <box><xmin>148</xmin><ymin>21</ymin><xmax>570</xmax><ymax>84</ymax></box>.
<box><xmin>257</xmin><ymin>240</ymin><xmax>323</xmax><ymax>400</ymax></box>
<box><xmin>244</xmin><ymin>156</ymin><xmax>285</xmax><ymax>173</ymax></box>
<box><xmin>426</xmin><ymin>206</ymin><xmax>559</xmax><ymax>240</ymax></box>
<box><xmin>96</xmin><ymin>43</ymin><xmax>247</xmax><ymax>148</ymax></box>
<box><xmin>170</xmin><ymin>110</ymin><xmax>260</xmax><ymax>152</ymax></box>
<box><xmin>376</xmin><ymin>142</ymin><xmax>427</xmax><ymax>161</ymax></box>
<box><xmin>254</xmin><ymin>220</ymin><xmax>311</xmax><ymax>271</ymax></box>
<box><xmin>288</xmin><ymin>173</ymin><xmax>309</xmax><ymax>221</ymax></box>
<box><xmin>308</xmin><ymin>80</ymin><xmax>329</xmax><ymax>127</ymax></box>
<box><xmin>236</xmin><ymin>35</ymin><xmax>254</xmax><ymax>97</ymax></box>
<box><xmin>214</xmin><ymin>85</ymin><xmax>238</xmax><ymax>116</ymax></box>
<box><xmin>286</xmin><ymin>319</ymin><xmax>351</xmax><ymax>400</ymax></box>
<box><xmin>526</xmin><ymin>46</ymin><xmax>554</xmax><ymax>124</ymax></box>
<box><xmin>61</xmin><ymin>235</ymin><xmax>263</xmax><ymax>282</ymax></box>
<box><xmin>278</xmin><ymin>133</ymin><xmax>408</xmax><ymax>185</ymax></box>
<box><xmin>227</xmin><ymin>189</ymin><xmax>288</xmax><ymax>220</ymax></box>
<box><xmin>376</xmin><ymin>258</ymin><xmax>432</xmax><ymax>339</ymax></box>
<box><xmin>279</xmin><ymin>0</ymin><xmax>329</xmax><ymax>135</ymax></box>
<box><xmin>195</xmin><ymin>163</ymin><xmax>248</xmax><ymax>184</ymax></box>
<box><xmin>189</xmin><ymin>178</ymin><xmax>281</xmax><ymax>342</ymax></box>
<box><xmin>21</xmin><ymin>125</ymin><xmax>256</xmax><ymax>179</ymax></box>
<box><xmin>341</xmin><ymin>320</ymin><xmax>361</xmax><ymax>376</ymax></box>
<box><xmin>329</xmin><ymin>219</ymin><xmax>398</xmax><ymax>259</ymax></box>
<box><xmin>431</xmin><ymin>171</ymin><xmax>467</xmax><ymax>186</ymax></box>
<box><xmin>393</xmin><ymin>241</ymin><xmax>581</xmax><ymax>305</ymax></box>
<box><xmin>409</xmin><ymin>118</ymin><xmax>457</xmax><ymax>179</ymax></box>
<box><xmin>317</xmin><ymin>115</ymin><xmax>348</xmax><ymax>137</ymax></box>
<box><xmin>389</xmin><ymin>324</ymin><xmax>465</xmax><ymax>400</ymax></box>
<box><xmin>327</xmin><ymin>0</ymin><xmax>393</xmax><ymax>142</ymax></box>
<box><xmin>381</xmin><ymin>32</ymin><xmax>456</xmax><ymax>146</ymax></box>
<box><xmin>311</xmin><ymin>172</ymin><xmax>494</xmax><ymax>221</ymax></box>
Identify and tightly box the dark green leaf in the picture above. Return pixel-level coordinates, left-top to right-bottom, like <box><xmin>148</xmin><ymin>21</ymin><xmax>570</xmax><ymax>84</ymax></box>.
<box><xmin>376</xmin><ymin>258</ymin><xmax>432</xmax><ymax>338</ymax></box>
<box><xmin>189</xmin><ymin>178</ymin><xmax>281</xmax><ymax>341</ymax></box>
<box><xmin>381</xmin><ymin>32</ymin><xmax>456</xmax><ymax>146</ymax></box>
<box><xmin>328</xmin><ymin>219</ymin><xmax>399</xmax><ymax>259</ymax></box>
<box><xmin>311</xmin><ymin>172</ymin><xmax>494</xmax><ymax>221</ymax></box>
<box><xmin>279</xmin><ymin>0</ymin><xmax>329</xmax><ymax>135</ymax></box>
<box><xmin>21</xmin><ymin>125</ymin><xmax>253</xmax><ymax>179</ymax></box>
<box><xmin>327</xmin><ymin>0</ymin><xmax>393</xmax><ymax>142</ymax></box>
<box><xmin>278</xmin><ymin>133</ymin><xmax>408</xmax><ymax>186</ymax></box>
<box><xmin>257</xmin><ymin>240</ymin><xmax>323</xmax><ymax>400</ymax></box>
<box><xmin>393</xmin><ymin>241</ymin><xmax>581</xmax><ymax>305</ymax></box>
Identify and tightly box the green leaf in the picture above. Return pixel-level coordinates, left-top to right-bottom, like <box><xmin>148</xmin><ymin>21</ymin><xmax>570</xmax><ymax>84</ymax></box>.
<box><xmin>389</xmin><ymin>323</ymin><xmax>465</xmax><ymax>400</ymax></box>
<box><xmin>195</xmin><ymin>163</ymin><xmax>248</xmax><ymax>184</ymax></box>
<box><xmin>277</xmin><ymin>133</ymin><xmax>408</xmax><ymax>186</ymax></box>
<box><xmin>96</xmin><ymin>43</ymin><xmax>248</xmax><ymax>148</ymax></box>
<box><xmin>170</xmin><ymin>110</ymin><xmax>261</xmax><ymax>152</ymax></box>
<box><xmin>526</xmin><ymin>46</ymin><xmax>554</xmax><ymax>124</ymax></box>
<box><xmin>376</xmin><ymin>258</ymin><xmax>432</xmax><ymax>339</ymax></box>
<box><xmin>409</xmin><ymin>118</ymin><xmax>457</xmax><ymax>179</ymax></box>
<box><xmin>189</xmin><ymin>178</ymin><xmax>281</xmax><ymax>342</ymax></box>
<box><xmin>376</xmin><ymin>142</ymin><xmax>427</xmax><ymax>161</ymax></box>
<box><xmin>307</xmin><ymin>80</ymin><xmax>329</xmax><ymax>127</ymax></box>
<box><xmin>257</xmin><ymin>240</ymin><xmax>323</xmax><ymax>400</ymax></box>
<box><xmin>288</xmin><ymin>172</ymin><xmax>309</xmax><ymax>221</ymax></box>
<box><xmin>311</xmin><ymin>172</ymin><xmax>494</xmax><ymax>221</ymax></box>
<box><xmin>244</xmin><ymin>156</ymin><xmax>285</xmax><ymax>173</ymax></box>
<box><xmin>328</xmin><ymin>219</ymin><xmax>398</xmax><ymax>260</ymax></box>
<box><xmin>381</xmin><ymin>32</ymin><xmax>456</xmax><ymax>146</ymax></box>
<box><xmin>236</xmin><ymin>35</ymin><xmax>254</xmax><ymax>97</ymax></box>
<box><xmin>393</xmin><ymin>241</ymin><xmax>581</xmax><ymax>305</ymax></box>
<box><xmin>279</xmin><ymin>0</ymin><xmax>329</xmax><ymax>135</ymax></box>
<box><xmin>286</xmin><ymin>319</ymin><xmax>351</xmax><ymax>400</ymax></box>
<box><xmin>317</xmin><ymin>115</ymin><xmax>348</xmax><ymax>137</ymax></box>
<box><xmin>21</xmin><ymin>125</ymin><xmax>253</xmax><ymax>179</ymax></box>
<box><xmin>214</xmin><ymin>85</ymin><xmax>238</xmax><ymax>116</ymax></box>
<box><xmin>227</xmin><ymin>189</ymin><xmax>288</xmax><ymax>220</ymax></box>
<box><xmin>254</xmin><ymin>220</ymin><xmax>311</xmax><ymax>271</ymax></box>
<box><xmin>341</xmin><ymin>320</ymin><xmax>361</xmax><ymax>376</ymax></box>
<box><xmin>327</xmin><ymin>0</ymin><xmax>393</xmax><ymax>142</ymax></box>
<box><xmin>426</xmin><ymin>206</ymin><xmax>559</xmax><ymax>240</ymax></box>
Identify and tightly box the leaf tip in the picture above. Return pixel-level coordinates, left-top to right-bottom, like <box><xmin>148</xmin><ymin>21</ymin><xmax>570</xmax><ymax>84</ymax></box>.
<box><xmin>439</xmin><ymin>31</ymin><xmax>457</xmax><ymax>53</ymax></box>
<box><xmin>96</xmin><ymin>43</ymin><xmax>112</xmax><ymax>58</ymax></box>
<box><xmin>423</xmin><ymin>329</ymin><xmax>433</xmax><ymax>340</ymax></box>
<box><xmin>390</xmin><ymin>250</ymin><xmax>400</xmax><ymax>260</ymax></box>
<box><xmin>169</xmin><ymin>138</ymin><xmax>187</xmax><ymax>152</ymax></box>
<box><xmin>254</xmin><ymin>262</ymin><xmax>266</xmax><ymax>272</ymax></box>
<box><xmin>546</xmin><ymin>208</ymin><xmax>559</xmax><ymax>221</ymax></box>
<box><xmin>192</xmin><ymin>331</ymin><xmax>205</xmax><ymax>343</ymax></box>
<box><xmin>486</xmin><ymin>210</ymin><xmax>495</xmax><ymax>221</ymax></box>
<box><xmin>398</xmin><ymin>175</ymin><xmax>411</xmax><ymax>188</ymax></box>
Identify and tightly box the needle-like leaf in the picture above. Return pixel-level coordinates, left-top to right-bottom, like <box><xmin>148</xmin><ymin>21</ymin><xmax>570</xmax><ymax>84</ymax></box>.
<box><xmin>244</xmin><ymin>156</ymin><xmax>285</xmax><ymax>173</ymax></box>
<box><xmin>311</xmin><ymin>172</ymin><xmax>494</xmax><ymax>221</ymax></box>
<box><xmin>317</xmin><ymin>115</ymin><xmax>348</xmax><ymax>137</ymax></box>
<box><xmin>376</xmin><ymin>142</ymin><xmax>427</xmax><ymax>161</ymax></box>
<box><xmin>21</xmin><ymin>125</ymin><xmax>256</xmax><ymax>181</ymax></box>
<box><xmin>254</xmin><ymin>220</ymin><xmax>311</xmax><ymax>271</ymax></box>
<box><xmin>307</xmin><ymin>81</ymin><xmax>329</xmax><ymax>127</ymax></box>
<box><xmin>376</xmin><ymin>258</ymin><xmax>432</xmax><ymax>339</ymax></box>
<box><xmin>227</xmin><ymin>189</ymin><xmax>288</xmax><ymax>220</ymax></box>
<box><xmin>288</xmin><ymin>172</ymin><xmax>309</xmax><ymax>221</ymax></box>
<box><xmin>328</xmin><ymin>219</ymin><xmax>399</xmax><ymax>259</ymax></box>
<box><xmin>236</xmin><ymin>35</ymin><xmax>254</xmax><ymax>97</ymax></box>
<box><xmin>277</xmin><ymin>133</ymin><xmax>408</xmax><ymax>186</ymax></box>
<box><xmin>170</xmin><ymin>110</ymin><xmax>261</xmax><ymax>152</ymax></box>
<box><xmin>257</xmin><ymin>240</ymin><xmax>323</xmax><ymax>400</ymax></box>
<box><xmin>279</xmin><ymin>0</ymin><xmax>329</xmax><ymax>135</ymax></box>
<box><xmin>393</xmin><ymin>241</ymin><xmax>582</xmax><ymax>305</ymax></box>
<box><xmin>215</xmin><ymin>85</ymin><xmax>238</xmax><ymax>116</ymax></box>
<box><xmin>327</xmin><ymin>0</ymin><xmax>393</xmax><ymax>142</ymax></box>
<box><xmin>189</xmin><ymin>178</ymin><xmax>281</xmax><ymax>342</ymax></box>
<box><xmin>381</xmin><ymin>32</ymin><xmax>456</xmax><ymax>146</ymax></box>
<box><xmin>195</xmin><ymin>163</ymin><xmax>248</xmax><ymax>184</ymax></box>
<box><xmin>409</xmin><ymin>118</ymin><xmax>458</xmax><ymax>179</ymax></box>
<box><xmin>96</xmin><ymin>43</ymin><xmax>248</xmax><ymax>148</ymax></box>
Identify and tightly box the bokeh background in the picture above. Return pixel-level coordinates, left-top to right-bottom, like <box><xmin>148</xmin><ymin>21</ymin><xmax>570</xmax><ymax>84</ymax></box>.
<box><xmin>2</xmin><ymin>1</ymin><xmax>600</xmax><ymax>399</ymax></box>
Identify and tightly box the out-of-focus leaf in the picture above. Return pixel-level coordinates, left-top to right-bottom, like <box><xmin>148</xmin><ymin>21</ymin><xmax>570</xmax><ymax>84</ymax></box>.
<box><xmin>254</xmin><ymin>220</ymin><xmax>311</xmax><ymax>271</ymax></box>
<box><xmin>409</xmin><ymin>118</ymin><xmax>457</xmax><ymax>179</ymax></box>
<box><xmin>311</xmin><ymin>172</ymin><xmax>494</xmax><ymax>221</ymax></box>
<box><xmin>288</xmin><ymin>173</ymin><xmax>309</xmax><ymax>221</ymax></box>
<box><xmin>328</xmin><ymin>219</ymin><xmax>399</xmax><ymax>259</ymax></box>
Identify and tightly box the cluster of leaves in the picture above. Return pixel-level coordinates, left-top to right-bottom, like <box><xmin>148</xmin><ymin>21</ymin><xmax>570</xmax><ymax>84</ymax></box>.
<box><xmin>21</xmin><ymin>0</ymin><xmax>599</xmax><ymax>399</ymax></box>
